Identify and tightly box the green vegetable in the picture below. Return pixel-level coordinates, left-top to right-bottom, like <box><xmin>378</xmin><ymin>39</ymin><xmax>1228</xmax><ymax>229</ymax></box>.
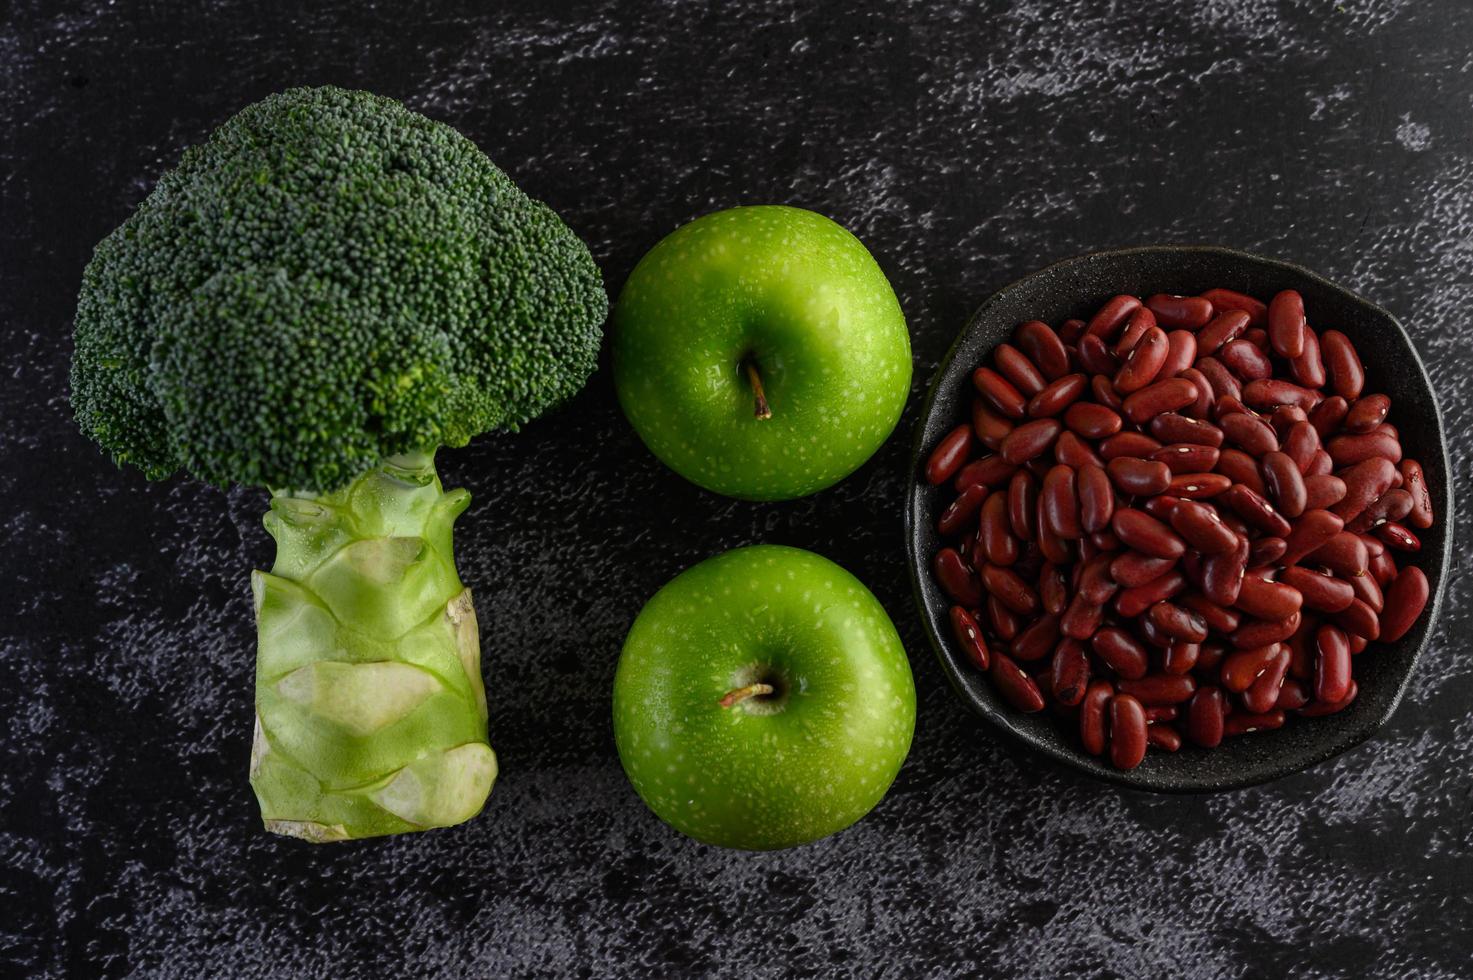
<box><xmin>71</xmin><ymin>86</ymin><xmax>606</xmax><ymax>840</ymax></box>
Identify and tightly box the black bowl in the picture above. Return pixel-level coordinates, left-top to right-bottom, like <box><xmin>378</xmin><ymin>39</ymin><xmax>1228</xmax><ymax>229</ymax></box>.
<box><xmin>906</xmin><ymin>245</ymin><xmax>1452</xmax><ymax>792</ymax></box>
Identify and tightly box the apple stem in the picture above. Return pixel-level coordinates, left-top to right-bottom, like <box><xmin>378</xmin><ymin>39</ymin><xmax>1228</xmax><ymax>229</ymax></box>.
<box><xmin>744</xmin><ymin>360</ymin><xmax>773</xmax><ymax>420</ymax></box>
<box><xmin>719</xmin><ymin>682</ymin><xmax>775</xmax><ymax>708</ymax></box>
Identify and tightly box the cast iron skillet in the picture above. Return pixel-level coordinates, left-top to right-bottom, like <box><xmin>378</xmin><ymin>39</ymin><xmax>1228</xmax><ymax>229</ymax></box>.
<box><xmin>905</xmin><ymin>245</ymin><xmax>1451</xmax><ymax>792</ymax></box>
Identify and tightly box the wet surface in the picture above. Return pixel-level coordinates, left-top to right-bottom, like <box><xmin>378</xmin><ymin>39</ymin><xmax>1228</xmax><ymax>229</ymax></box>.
<box><xmin>2</xmin><ymin>2</ymin><xmax>1471</xmax><ymax>976</ymax></box>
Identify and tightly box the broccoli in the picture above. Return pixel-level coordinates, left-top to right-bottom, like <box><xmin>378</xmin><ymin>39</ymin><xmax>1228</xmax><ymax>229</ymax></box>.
<box><xmin>71</xmin><ymin>86</ymin><xmax>606</xmax><ymax>841</ymax></box>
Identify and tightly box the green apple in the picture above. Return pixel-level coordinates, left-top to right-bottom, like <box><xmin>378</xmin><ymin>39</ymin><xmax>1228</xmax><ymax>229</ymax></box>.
<box><xmin>612</xmin><ymin>545</ymin><xmax>915</xmax><ymax>850</ymax></box>
<box><xmin>611</xmin><ymin>206</ymin><xmax>912</xmax><ymax>500</ymax></box>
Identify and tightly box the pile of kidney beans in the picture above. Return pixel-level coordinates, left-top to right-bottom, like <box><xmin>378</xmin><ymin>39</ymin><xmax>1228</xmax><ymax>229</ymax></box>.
<box><xmin>926</xmin><ymin>288</ymin><xmax>1434</xmax><ymax>770</ymax></box>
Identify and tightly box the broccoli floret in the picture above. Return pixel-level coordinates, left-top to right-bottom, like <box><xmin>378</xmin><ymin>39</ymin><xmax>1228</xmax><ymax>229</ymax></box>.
<box><xmin>71</xmin><ymin>85</ymin><xmax>605</xmax><ymax>492</ymax></box>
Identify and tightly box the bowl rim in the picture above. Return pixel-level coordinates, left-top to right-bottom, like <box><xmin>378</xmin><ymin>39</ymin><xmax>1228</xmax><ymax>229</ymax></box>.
<box><xmin>904</xmin><ymin>243</ymin><xmax>1453</xmax><ymax>793</ymax></box>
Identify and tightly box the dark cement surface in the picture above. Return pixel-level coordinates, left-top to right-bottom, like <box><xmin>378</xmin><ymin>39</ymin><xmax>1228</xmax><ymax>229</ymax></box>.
<box><xmin>2</xmin><ymin>2</ymin><xmax>1470</xmax><ymax>977</ymax></box>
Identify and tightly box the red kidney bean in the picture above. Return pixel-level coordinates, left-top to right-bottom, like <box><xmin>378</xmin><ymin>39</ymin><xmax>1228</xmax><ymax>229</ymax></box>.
<box><xmin>1328</xmin><ymin>430</ymin><xmax>1402</xmax><ymax>468</ymax></box>
<box><xmin>1180</xmin><ymin>594</ymin><xmax>1241</xmax><ymax>633</ymax></box>
<box><xmin>949</xmin><ymin>606</ymin><xmax>990</xmax><ymax>671</ymax></box>
<box><xmin>1035</xmin><ymin>499</ymin><xmax>1073</xmax><ymax>565</ymax></box>
<box><xmin>1146</xmin><ymin>725</ymin><xmax>1183</xmax><ymax>752</ymax></box>
<box><xmin>1149</xmin><ymin>601</ymin><xmax>1209</xmax><ymax>643</ymax></box>
<box><xmin>1064</xmin><ymin>402</ymin><xmax>1123</xmax><ymax>440</ymax></box>
<box><xmin>1220</xmin><ymin>413</ymin><xmax>1279</xmax><ymax>456</ymax></box>
<box><xmin>1374</xmin><ymin>521</ymin><xmax>1420</xmax><ymax>552</ymax></box>
<box><xmin>1108</xmin><ymin>694</ymin><xmax>1149</xmax><ymax>769</ymax></box>
<box><xmin>994</xmin><ymin>343</ymin><xmax>1047</xmax><ymax>397</ymax></box>
<box><xmin>1302</xmin><ymin>474</ymin><xmax>1346</xmax><ymax>511</ymax></box>
<box><xmin>1243</xmin><ymin>379</ymin><xmax>1319</xmax><ymax>413</ymax></box>
<box><xmin>939</xmin><ymin>482</ymin><xmax>987</xmax><ymax>537</ymax></box>
<box><xmin>991</xmin><ymin>653</ymin><xmax>1045</xmax><ymax>712</ymax></box>
<box><xmin>1143</xmin><ymin>412</ymin><xmax>1225</xmax><ymax>448</ymax></box>
<box><xmin>1320</xmin><ymin>330</ymin><xmax>1365</xmax><ymax>399</ymax></box>
<box><xmin>1015</xmin><ymin>320</ymin><xmax>1071</xmax><ymax>380</ymax></box>
<box><xmin>1160</xmin><ymin>330</ymin><xmax>1198</xmax><ymax>379</ymax></box>
<box><xmin>1220</xmin><ymin>338</ymin><xmax>1273</xmax><ymax>381</ymax></box>
<box><xmin>1269</xmin><ymin>405</ymin><xmax>1310</xmax><ymax>439</ymax></box>
<box><xmin>1106</xmin><ymin>457</ymin><xmax>1171</xmax><ymax>496</ymax></box>
<box><xmin>1304</xmin><ymin>530</ymin><xmax>1365</xmax><ymax>580</ymax></box>
<box><xmin>1007</xmin><ymin>469</ymin><xmax>1039</xmax><ymax>542</ymax></box>
<box><xmin>980</xmin><ymin>563</ymin><xmax>1039</xmax><ymax>615</ymax></box>
<box><xmin>1091</xmin><ymin>374</ymin><xmax>1124</xmax><ymax>411</ymax></box>
<box><xmin>1144</xmin><ymin>293</ymin><xmax>1212</xmax><ymax>329</ymax></box>
<box><xmin>1242</xmin><ymin>647</ymin><xmax>1290</xmax><ymax>714</ymax></box>
<box><xmin>1198</xmin><ymin>288</ymin><xmax>1265</xmax><ymax>325</ymax></box>
<box><xmin>1232</xmin><ymin>611</ymin><xmax>1300</xmax><ymax>650</ymax></box>
<box><xmin>1202</xmin><ymin>536</ymin><xmax>1249</xmax><ymax>606</ymax></box>
<box><xmin>1267</xmin><ymin>289</ymin><xmax>1307</xmax><ymax>358</ymax></box>
<box><xmin>934</xmin><ymin>548</ymin><xmax>982</xmax><ymax>606</ymax></box>
<box><xmin>1344</xmin><ymin>393</ymin><xmax>1391</xmax><ymax>433</ymax></box>
<box><xmin>1221</xmin><ymin>484</ymin><xmax>1292</xmax><ymax>537</ymax></box>
<box><xmin>1110</xmin><ymin>551</ymin><xmax>1178</xmax><ymax>589</ymax></box>
<box><xmin>1117</xmin><ymin>674</ymin><xmax>1196</xmax><ymax>707</ymax></box>
<box><xmin>1121</xmin><ymin>378</ymin><xmax>1198</xmax><ymax>425</ymax></box>
<box><xmin>1380</xmin><ymin>567</ymin><xmax>1429</xmax><ymax>642</ymax></box>
<box><xmin>985</xmin><ymin>595</ymin><xmax>1020</xmax><ymax>640</ymax></box>
<box><xmin>1145</xmin><ymin>706</ymin><xmax>1180</xmax><ymax>724</ymax></box>
<box><xmin>1088</xmin><ymin>627</ymin><xmax>1146</xmax><ymax>680</ymax></box>
<box><xmin>1054</xmin><ymin>431</ymin><xmax>1105</xmax><ymax>470</ymax></box>
<box><xmin>1400</xmin><ymin>460</ymin><xmax>1433</xmax><ymax>529</ymax></box>
<box><xmin>1261</xmin><ymin>451</ymin><xmax>1308</xmax><ymax>517</ymax></box>
<box><xmin>1051</xmin><ymin>638</ymin><xmax>1090</xmax><ymax>705</ymax></box>
<box><xmin>1163</xmin><ymin>641</ymin><xmax>1201</xmax><ymax>675</ymax></box>
<box><xmin>1079</xmin><ymin>680</ymin><xmax>1114</xmax><ymax>754</ymax></box>
<box><xmin>1100</xmin><ymin>432</ymin><xmax>1163</xmax><ymax>461</ymax></box>
<box><xmin>1307</xmin><ymin>394</ymin><xmax>1349</xmax><ymax>438</ymax></box>
<box><xmin>1111</xmin><ymin>508</ymin><xmax>1186</xmax><ymax>559</ymax></box>
<box><xmin>1041</xmin><ymin>464</ymin><xmax>1084</xmax><ymax>540</ymax></box>
<box><xmin>926</xmin><ymin>424</ymin><xmax>973</xmax><ymax>485</ymax></box>
<box><xmin>1333</xmin><ymin>597</ymin><xmax>1380</xmax><ymax>641</ymax></box>
<box><xmin>1299</xmin><ymin>681</ymin><xmax>1358</xmax><ymax>717</ymax></box>
<box><xmin>973</xmin><ymin>367</ymin><xmax>1027</xmax><ymax>418</ymax></box>
<box><xmin>1180</xmin><ymin>368</ymin><xmax>1215</xmax><ymax>418</ymax></box>
<box><xmin>1196</xmin><ymin>356</ymin><xmax>1243</xmax><ymax>401</ymax></box>
<box><xmin>1086</xmin><ymin>295</ymin><xmax>1142</xmax><ymax>340</ymax></box>
<box><xmin>1224</xmin><ymin>710</ymin><xmax>1286</xmax><ymax>736</ymax></box>
<box><xmin>1152</xmin><ymin>444</ymin><xmax>1221</xmax><ymax>475</ymax></box>
<box><xmin>978</xmin><ymin>490</ymin><xmax>1019</xmax><ymax>566</ymax></box>
<box><xmin>1076</xmin><ymin>462</ymin><xmax>1115</xmax><ymax>534</ymax></box>
<box><xmin>1346</xmin><ymin>488</ymin><xmax>1412</xmax><ymax>534</ymax></box>
<box><xmin>1039</xmin><ymin>563</ymin><xmax>1069</xmax><ymax>616</ymax></box>
<box><xmin>1186</xmin><ymin>685</ymin><xmax>1227</xmax><ymax>747</ymax></box>
<box><xmin>1143</xmin><ymin>495</ymin><xmax>1181</xmax><ymax>521</ymax></box>
<box><xmin>1291</xmin><ymin>328</ymin><xmax>1327</xmax><ymax>388</ymax></box>
<box><xmin>1282</xmin><ymin>422</ymin><xmax>1320</xmax><ymax>473</ymax></box>
<box><xmin>1278</xmin><ymin>565</ymin><xmax>1354</xmax><ymax>613</ymax></box>
<box><xmin>972</xmin><ymin>399</ymin><xmax>1015</xmax><ymax>449</ymax></box>
<box><xmin>954</xmin><ymin>455</ymin><xmax>1018</xmax><ymax>494</ymax></box>
<box><xmin>1116</xmin><ymin>570</ymin><xmax>1187</xmax><ymax>618</ymax></box>
<box><xmin>1235</xmin><ymin>575</ymin><xmax>1303</xmax><ymax>621</ymax></box>
<box><xmin>1060</xmin><ymin>593</ymin><xmax>1105</xmax><ymax>640</ymax></box>
<box><xmin>1196</xmin><ymin>309</ymin><xmax>1251</xmax><ymax>356</ymax></box>
<box><xmin>1113</xmin><ymin>307</ymin><xmax>1157</xmax><ymax>355</ymax></box>
<box><xmin>1168</xmin><ymin>499</ymin><xmax>1238</xmax><ymax>555</ymax></box>
<box><xmin>1331</xmin><ymin>457</ymin><xmax>1398</xmax><ymax>524</ymax></box>
<box><xmin>1012</xmin><ymin>613</ymin><xmax>1061</xmax><ymax>662</ymax></box>
<box><xmin>1059</xmin><ymin>318</ymin><xmax>1087</xmax><ymax>344</ymax></box>
<box><xmin>1162</xmin><ymin>472</ymin><xmax>1232</xmax><ymax>499</ymax></box>
<box><xmin>1000</xmin><ymin>418</ymin><xmax>1063</xmax><ymax>464</ymax></box>
<box><xmin>1221</xmin><ymin>643</ymin><xmax>1280</xmax><ymax>692</ymax></box>
<box><xmin>1077</xmin><ymin>334</ymin><xmax>1118</xmax><ymax>376</ymax></box>
<box><xmin>1305</xmin><ymin>448</ymin><xmax>1332</xmax><ymax>477</ymax></box>
<box><xmin>1313</xmin><ymin>625</ymin><xmax>1352</xmax><ymax>705</ymax></box>
<box><xmin>1077</xmin><ymin>553</ymin><xmax>1120</xmax><ymax>605</ymax></box>
<box><xmin>1216</xmin><ymin>448</ymin><xmax>1267</xmax><ymax>495</ymax></box>
<box><xmin>1113</xmin><ymin>326</ymin><xmax>1169</xmax><ymax>393</ymax></box>
<box><xmin>1366</xmin><ymin>551</ymin><xmax>1397</xmax><ymax>591</ymax></box>
<box><xmin>1277</xmin><ymin>677</ymin><xmax>1311</xmax><ymax>711</ymax></box>
<box><xmin>1028</xmin><ymin>373</ymin><xmax>1089</xmax><ymax>418</ymax></box>
<box><xmin>1248</xmin><ymin>536</ymin><xmax>1287</xmax><ymax>569</ymax></box>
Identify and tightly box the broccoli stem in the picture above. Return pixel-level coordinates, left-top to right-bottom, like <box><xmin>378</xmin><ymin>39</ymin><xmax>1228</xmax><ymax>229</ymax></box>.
<box><xmin>247</xmin><ymin>451</ymin><xmax>496</xmax><ymax>841</ymax></box>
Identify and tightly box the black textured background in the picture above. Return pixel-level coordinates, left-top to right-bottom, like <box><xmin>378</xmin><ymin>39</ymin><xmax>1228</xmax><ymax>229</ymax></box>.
<box><xmin>3</xmin><ymin>2</ymin><xmax>1471</xmax><ymax>977</ymax></box>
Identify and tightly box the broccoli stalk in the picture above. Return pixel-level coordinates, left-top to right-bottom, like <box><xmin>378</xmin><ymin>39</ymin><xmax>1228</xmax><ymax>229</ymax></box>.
<box><xmin>70</xmin><ymin>87</ymin><xmax>606</xmax><ymax>841</ymax></box>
